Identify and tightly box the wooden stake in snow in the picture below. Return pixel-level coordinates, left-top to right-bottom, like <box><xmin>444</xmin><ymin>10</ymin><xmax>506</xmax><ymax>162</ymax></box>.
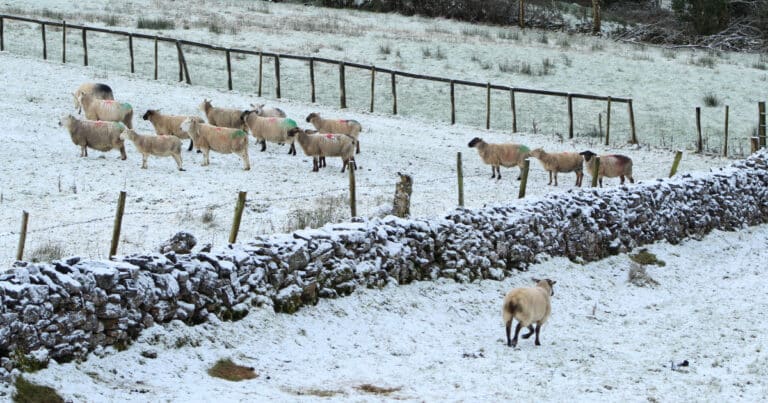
<box><xmin>450</xmin><ymin>80</ymin><xmax>456</xmax><ymax>125</ymax></box>
<box><xmin>696</xmin><ymin>106</ymin><xmax>702</xmax><ymax>153</ymax></box>
<box><xmin>486</xmin><ymin>82</ymin><xmax>491</xmax><ymax>130</ymax></box>
<box><xmin>16</xmin><ymin>211</ymin><xmax>29</xmax><ymax>261</ymax></box>
<box><xmin>591</xmin><ymin>157</ymin><xmax>600</xmax><ymax>188</ymax></box>
<box><xmin>510</xmin><ymin>88</ymin><xmax>517</xmax><ymax>133</ymax></box>
<box><xmin>339</xmin><ymin>61</ymin><xmax>346</xmax><ymax>109</ymax></box>
<box><xmin>567</xmin><ymin>94</ymin><xmax>574</xmax><ymax>139</ymax></box>
<box><xmin>628</xmin><ymin>99</ymin><xmax>637</xmax><ymax>144</ymax></box>
<box><xmin>62</xmin><ymin>20</ymin><xmax>66</xmax><ymax>63</ymax></box>
<box><xmin>258</xmin><ymin>51</ymin><xmax>263</xmax><ymax>97</ymax></box>
<box><xmin>153</xmin><ymin>35</ymin><xmax>158</xmax><ymax>80</ymax></box>
<box><xmin>370</xmin><ymin>65</ymin><xmax>375</xmax><ymax>112</ymax></box>
<box><xmin>669</xmin><ymin>150</ymin><xmax>683</xmax><ymax>178</ymax></box>
<box><xmin>723</xmin><ymin>105</ymin><xmax>729</xmax><ymax>157</ymax></box>
<box><xmin>605</xmin><ymin>96</ymin><xmax>611</xmax><ymax>146</ymax></box>
<box><xmin>275</xmin><ymin>55</ymin><xmax>281</xmax><ymax>98</ymax></box>
<box><xmin>518</xmin><ymin>159</ymin><xmax>530</xmax><ymax>199</ymax></box>
<box><xmin>349</xmin><ymin>166</ymin><xmax>357</xmax><ymax>218</ymax></box>
<box><xmin>393</xmin><ymin>172</ymin><xmax>412</xmax><ymax>218</ymax></box>
<box><xmin>0</xmin><ymin>17</ymin><xmax>4</xmax><ymax>52</ymax></box>
<box><xmin>759</xmin><ymin>101</ymin><xmax>766</xmax><ymax>148</ymax></box>
<box><xmin>391</xmin><ymin>72</ymin><xmax>397</xmax><ymax>115</ymax></box>
<box><xmin>226</xmin><ymin>49</ymin><xmax>232</xmax><ymax>91</ymax></box>
<box><xmin>229</xmin><ymin>191</ymin><xmax>246</xmax><ymax>244</ymax></box>
<box><xmin>110</xmin><ymin>191</ymin><xmax>126</xmax><ymax>258</ymax></box>
<box><xmin>457</xmin><ymin>152</ymin><xmax>464</xmax><ymax>206</ymax></box>
<box><xmin>309</xmin><ymin>57</ymin><xmax>315</xmax><ymax>102</ymax></box>
<box><xmin>41</xmin><ymin>23</ymin><xmax>47</xmax><ymax>60</ymax></box>
<box><xmin>82</xmin><ymin>28</ymin><xmax>88</xmax><ymax>66</ymax></box>
<box><xmin>128</xmin><ymin>34</ymin><xmax>134</xmax><ymax>73</ymax></box>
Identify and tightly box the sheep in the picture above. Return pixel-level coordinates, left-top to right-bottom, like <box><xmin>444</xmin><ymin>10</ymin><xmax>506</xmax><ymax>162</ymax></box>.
<box><xmin>530</xmin><ymin>148</ymin><xmax>584</xmax><ymax>187</ymax></box>
<box><xmin>142</xmin><ymin>109</ymin><xmax>197</xmax><ymax>151</ymax></box>
<box><xmin>73</xmin><ymin>82</ymin><xmax>114</xmax><ymax>114</ymax></box>
<box><xmin>119</xmin><ymin>128</ymin><xmax>184</xmax><ymax>171</ymax></box>
<box><xmin>467</xmin><ymin>137</ymin><xmax>530</xmax><ymax>180</ymax></box>
<box><xmin>250</xmin><ymin>103</ymin><xmax>287</xmax><ymax>118</ymax></box>
<box><xmin>579</xmin><ymin>150</ymin><xmax>635</xmax><ymax>187</ymax></box>
<box><xmin>77</xmin><ymin>92</ymin><xmax>133</xmax><ymax>129</ymax></box>
<box><xmin>287</xmin><ymin>128</ymin><xmax>357</xmax><ymax>173</ymax></box>
<box><xmin>240</xmin><ymin>111</ymin><xmax>298</xmax><ymax>155</ymax></box>
<box><xmin>502</xmin><ymin>278</ymin><xmax>557</xmax><ymax>348</ymax></box>
<box><xmin>58</xmin><ymin>114</ymin><xmax>127</xmax><ymax>160</ymax></box>
<box><xmin>180</xmin><ymin>117</ymin><xmax>250</xmax><ymax>170</ymax></box>
<box><xmin>305</xmin><ymin>112</ymin><xmax>363</xmax><ymax>154</ymax></box>
<box><xmin>198</xmin><ymin>99</ymin><xmax>246</xmax><ymax>130</ymax></box>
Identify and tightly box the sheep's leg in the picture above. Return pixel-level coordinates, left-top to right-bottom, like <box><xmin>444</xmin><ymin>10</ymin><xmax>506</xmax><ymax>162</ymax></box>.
<box><xmin>242</xmin><ymin>151</ymin><xmax>251</xmax><ymax>171</ymax></box>
<box><xmin>599</xmin><ymin>177</ymin><xmax>603</xmax><ymax>187</ymax></box>
<box><xmin>490</xmin><ymin>166</ymin><xmax>496</xmax><ymax>179</ymax></box>
<box><xmin>553</xmin><ymin>172</ymin><xmax>558</xmax><ymax>186</ymax></box>
<box><xmin>547</xmin><ymin>171</ymin><xmax>553</xmax><ymax>186</ymax></box>
<box><xmin>351</xmin><ymin>157</ymin><xmax>357</xmax><ymax>171</ymax></box>
<box><xmin>629</xmin><ymin>176</ymin><xmax>635</xmax><ymax>184</ymax></box>
<box><xmin>288</xmin><ymin>143</ymin><xmax>296</xmax><ymax>155</ymax></box>
<box><xmin>356</xmin><ymin>141</ymin><xmax>360</xmax><ymax>154</ymax></box>
<box><xmin>174</xmin><ymin>154</ymin><xmax>184</xmax><ymax>171</ymax></box>
<box><xmin>141</xmin><ymin>154</ymin><xmax>148</xmax><ymax>169</ymax></box>
<box><xmin>80</xmin><ymin>145</ymin><xmax>87</xmax><ymax>157</ymax></box>
<box><xmin>341</xmin><ymin>158</ymin><xmax>348</xmax><ymax>173</ymax></box>
<box><xmin>510</xmin><ymin>322</ymin><xmax>523</xmax><ymax>347</ymax></box>
<box><xmin>312</xmin><ymin>157</ymin><xmax>319</xmax><ymax>172</ymax></box>
<box><xmin>521</xmin><ymin>325</ymin><xmax>535</xmax><ymax>339</ymax></box>
<box><xmin>620</xmin><ymin>175</ymin><xmax>625</xmax><ymax>185</ymax></box>
<box><xmin>320</xmin><ymin>156</ymin><xmax>326</xmax><ymax>168</ymax></box>
<box><xmin>505</xmin><ymin>320</ymin><xmax>513</xmax><ymax>347</ymax></box>
<box><xmin>260</xmin><ymin>140</ymin><xmax>266</xmax><ymax>152</ymax></box>
<box><xmin>576</xmin><ymin>172</ymin><xmax>583</xmax><ymax>187</ymax></box>
<box><xmin>187</xmin><ymin>139</ymin><xmax>194</xmax><ymax>152</ymax></box>
<box><xmin>534</xmin><ymin>323</ymin><xmax>542</xmax><ymax>346</ymax></box>
<box><xmin>202</xmin><ymin>149</ymin><xmax>210</xmax><ymax>166</ymax></box>
<box><xmin>119</xmin><ymin>145</ymin><xmax>127</xmax><ymax>160</ymax></box>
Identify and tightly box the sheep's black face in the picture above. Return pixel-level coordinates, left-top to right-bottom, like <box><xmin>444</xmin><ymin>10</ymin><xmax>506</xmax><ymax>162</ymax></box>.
<box><xmin>240</xmin><ymin>110</ymin><xmax>252</xmax><ymax>122</ymax></box>
<box><xmin>579</xmin><ymin>150</ymin><xmax>596</xmax><ymax>162</ymax></box>
<box><xmin>468</xmin><ymin>137</ymin><xmax>482</xmax><ymax>148</ymax></box>
<box><xmin>142</xmin><ymin>110</ymin><xmax>153</xmax><ymax>120</ymax></box>
<box><xmin>287</xmin><ymin>128</ymin><xmax>299</xmax><ymax>137</ymax></box>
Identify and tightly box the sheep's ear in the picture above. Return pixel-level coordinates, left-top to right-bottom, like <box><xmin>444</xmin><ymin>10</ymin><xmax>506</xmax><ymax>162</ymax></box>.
<box><xmin>549</xmin><ymin>280</ymin><xmax>557</xmax><ymax>286</ymax></box>
<box><xmin>532</xmin><ymin>277</ymin><xmax>540</xmax><ymax>283</ymax></box>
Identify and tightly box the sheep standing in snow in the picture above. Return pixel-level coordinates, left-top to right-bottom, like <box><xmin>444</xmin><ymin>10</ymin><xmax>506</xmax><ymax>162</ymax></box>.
<box><xmin>73</xmin><ymin>82</ymin><xmax>114</xmax><ymax>114</ymax></box>
<box><xmin>198</xmin><ymin>99</ymin><xmax>246</xmax><ymax>130</ymax></box>
<box><xmin>180</xmin><ymin>117</ymin><xmax>250</xmax><ymax>170</ymax></box>
<box><xmin>120</xmin><ymin>128</ymin><xmax>184</xmax><ymax>171</ymax></box>
<box><xmin>305</xmin><ymin>112</ymin><xmax>363</xmax><ymax>154</ymax></box>
<box><xmin>467</xmin><ymin>137</ymin><xmax>530</xmax><ymax>180</ymax></box>
<box><xmin>250</xmin><ymin>103</ymin><xmax>287</xmax><ymax>118</ymax></box>
<box><xmin>240</xmin><ymin>110</ymin><xmax>298</xmax><ymax>155</ymax></box>
<box><xmin>502</xmin><ymin>278</ymin><xmax>557</xmax><ymax>348</ymax></box>
<box><xmin>579</xmin><ymin>150</ymin><xmax>634</xmax><ymax>187</ymax></box>
<box><xmin>530</xmin><ymin>148</ymin><xmax>584</xmax><ymax>187</ymax></box>
<box><xmin>59</xmin><ymin>115</ymin><xmax>127</xmax><ymax>160</ymax></box>
<box><xmin>77</xmin><ymin>92</ymin><xmax>133</xmax><ymax>129</ymax></box>
<box><xmin>142</xmin><ymin>109</ymin><xmax>197</xmax><ymax>151</ymax></box>
<box><xmin>287</xmin><ymin>128</ymin><xmax>357</xmax><ymax>173</ymax></box>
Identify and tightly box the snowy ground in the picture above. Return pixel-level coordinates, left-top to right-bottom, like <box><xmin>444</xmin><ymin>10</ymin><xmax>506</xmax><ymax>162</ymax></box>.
<box><xmin>3</xmin><ymin>225</ymin><xmax>765</xmax><ymax>401</ymax></box>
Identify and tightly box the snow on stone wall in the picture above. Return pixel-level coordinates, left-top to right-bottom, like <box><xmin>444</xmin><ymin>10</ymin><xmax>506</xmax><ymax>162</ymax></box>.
<box><xmin>2</xmin><ymin>151</ymin><xmax>767</xmax><ymax>376</ymax></box>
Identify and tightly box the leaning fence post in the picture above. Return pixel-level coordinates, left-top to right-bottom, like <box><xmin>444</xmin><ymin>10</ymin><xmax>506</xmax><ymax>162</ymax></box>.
<box><xmin>229</xmin><ymin>191</ymin><xmax>247</xmax><ymax>244</ymax></box>
<box><xmin>370</xmin><ymin>65</ymin><xmax>375</xmax><ymax>112</ymax></box>
<box><xmin>518</xmin><ymin>159</ymin><xmax>530</xmax><ymax>199</ymax></box>
<box><xmin>696</xmin><ymin>106</ymin><xmax>703</xmax><ymax>153</ymax></box>
<box><xmin>82</xmin><ymin>28</ymin><xmax>88</xmax><ymax>66</ymax></box>
<box><xmin>109</xmin><ymin>191</ymin><xmax>126</xmax><ymax>258</ymax></box>
<box><xmin>226</xmin><ymin>49</ymin><xmax>233</xmax><ymax>91</ymax></box>
<box><xmin>16</xmin><ymin>211</ymin><xmax>29</xmax><ymax>261</ymax></box>
<box><xmin>605</xmin><ymin>96</ymin><xmax>611</xmax><ymax>146</ymax></box>
<box><xmin>567</xmin><ymin>94</ymin><xmax>574</xmax><ymax>139</ymax></box>
<box><xmin>391</xmin><ymin>72</ymin><xmax>397</xmax><ymax>115</ymax></box>
<box><xmin>628</xmin><ymin>99</ymin><xmax>637</xmax><ymax>144</ymax></box>
<box><xmin>128</xmin><ymin>34</ymin><xmax>134</xmax><ymax>73</ymax></box>
<box><xmin>591</xmin><ymin>157</ymin><xmax>600</xmax><ymax>187</ymax></box>
<box><xmin>510</xmin><ymin>88</ymin><xmax>517</xmax><ymax>133</ymax></box>
<box><xmin>339</xmin><ymin>61</ymin><xmax>346</xmax><ymax>109</ymax></box>
<box><xmin>275</xmin><ymin>54</ymin><xmax>281</xmax><ymax>99</ymax></box>
<box><xmin>486</xmin><ymin>82</ymin><xmax>491</xmax><ymax>130</ymax></box>
<box><xmin>309</xmin><ymin>57</ymin><xmax>315</xmax><ymax>102</ymax></box>
<box><xmin>457</xmin><ymin>152</ymin><xmax>464</xmax><ymax>206</ymax></box>
<box><xmin>349</xmin><ymin>165</ymin><xmax>357</xmax><ymax>218</ymax></box>
<box><xmin>723</xmin><ymin>105</ymin><xmax>729</xmax><ymax>157</ymax></box>
<box><xmin>41</xmin><ymin>23</ymin><xmax>47</xmax><ymax>60</ymax></box>
<box><xmin>62</xmin><ymin>20</ymin><xmax>66</xmax><ymax>63</ymax></box>
<box><xmin>669</xmin><ymin>150</ymin><xmax>683</xmax><ymax>177</ymax></box>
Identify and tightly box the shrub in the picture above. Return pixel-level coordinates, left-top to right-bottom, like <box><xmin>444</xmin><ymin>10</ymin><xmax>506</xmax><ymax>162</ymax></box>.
<box><xmin>629</xmin><ymin>248</ymin><xmax>666</xmax><ymax>266</ymax></box>
<box><xmin>137</xmin><ymin>17</ymin><xmax>175</xmax><ymax>30</ymax></box>
<box><xmin>378</xmin><ymin>44</ymin><xmax>391</xmax><ymax>55</ymax></box>
<box><xmin>13</xmin><ymin>376</ymin><xmax>63</xmax><ymax>403</ymax></box>
<box><xmin>208</xmin><ymin>359</ymin><xmax>258</xmax><ymax>382</ymax></box>
<box><xmin>703</xmin><ymin>92</ymin><xmax>721</xmax><ymax>107</ymax></box>
<box><xmin>29</xmin><ymin>242</ymin><xmax>65</xmax><ymax>263</ymax></box>
<box><xmin>497</xmin><ymin>30</ymin><xmax>519</xmax><ymax>40</ymax></box>
<box><xmin>671</xmin><ymin>0</ymin><xmax>730</xmax><ymax>35</ymax></box>
<box><xmin>283</xmin><ymin>195</ymin><xmax>347</xmax><ymax>232</ymax></box>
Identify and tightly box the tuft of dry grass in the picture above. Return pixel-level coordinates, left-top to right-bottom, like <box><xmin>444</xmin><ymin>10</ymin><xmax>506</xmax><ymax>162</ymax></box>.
<box><xmin>355</xmin><ymin>383</ymin><xmax>402</xmax><ymax>395</ymax></box>
<box><xmin>629</xmin><ymin>248</ymin><xmax>666</xmax><ymax>266</ymax></box>
<box><xmin>13</xmin><ymin>376</ymin><xmax>64</xmax><ymax>403</ymax></box>
<box><xmin>287</xmin><ymin>387</ymin><xmax>345</xmax><ymax>397</ymax></box>
<box><xmin>628</xmin><ymin>262</ymin><xmax>660</xmax><ymax>288</ymax></box>
<box><xmin>207</xmin><ymin>359</ymin><xmax>258</xmax><ymax>382</ymax></box>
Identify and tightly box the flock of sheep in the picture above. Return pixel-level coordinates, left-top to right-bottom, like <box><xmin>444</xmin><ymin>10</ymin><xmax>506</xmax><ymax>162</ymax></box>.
<box><xmin>59</xmin><ymin>83</ymin><xmax>363</xmax><ymax>172</ymax></box>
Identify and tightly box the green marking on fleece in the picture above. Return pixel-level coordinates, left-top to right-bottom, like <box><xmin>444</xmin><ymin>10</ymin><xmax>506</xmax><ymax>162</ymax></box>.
<box><xmin>120</xmin><ymin>103</ymin><xmax>132</xmax><ymax>110</ymax></box>
<box><xmin>281</xmin><ymin>118</ymin><xmax>297</xmax><ymax>129</ymax></box>
<box><xmin>114</xmin><ymin>122</ymin><xmax>125</xmax><ymax>130</ymax></box>
<box><xmin>231</xmin><ymin>130</ymin><xmax>247</xmax><ymax>139</ymax></box>
<box><xmin>519</xmin><ymin>145</ymin><xmax>530</xmax><ymax>153</ymax></box>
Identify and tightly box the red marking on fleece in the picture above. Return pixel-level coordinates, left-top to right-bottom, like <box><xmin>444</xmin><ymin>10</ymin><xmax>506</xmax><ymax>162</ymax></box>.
<box><xmin>325</xmin><ymin>133</ymin><xmax>335</xmax><ymax>139</ymax></box>
<box><xmin>94</xmin><ymin>121</ymin><xmax>105</xmax><ymax>127</ymax></box>
<box><xmin>103</xmin><ymin>100</ymin><xmax>115</xmax><ymax>105</ymax></box>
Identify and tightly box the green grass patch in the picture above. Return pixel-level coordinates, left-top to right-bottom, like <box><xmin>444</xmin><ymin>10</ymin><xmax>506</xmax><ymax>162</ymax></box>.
<box><xmin>137</xmin><ymin>17</ymin><xmax>175</xmax><ymax>30</ymax></box>
<box><xmin>13</xmin><ymin>376</ymin><xmax>64</xmax><ymax>403</ymax></box>
<box><xmin>629</xmin><ymin>248</ymin><xmax>666</xmax><ymax>266</ymax></box>
<box><xmin>208</xmin><ymin>359</ymin><xmax>258</xmax><ymax>382</ymax></box>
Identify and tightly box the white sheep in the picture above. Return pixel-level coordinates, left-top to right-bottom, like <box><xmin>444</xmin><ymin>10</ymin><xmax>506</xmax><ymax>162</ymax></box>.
<box><xmin>58</xmin><ymin>115</ymin><xmax>127</xmax><ymax>160</ymax></box>
<box><xmin>250</xmin><ymin>103</ymin><xmax>287</xmax><ymax>118</ymax></box>
<box><xmin>305</xmin><ymin>112</ymin><xmax>363</xmax><ymax>154</ymax></box>
<box><xmin>142</xmin><ymin>109</ymin><xmax>197</xmax><ymax>151</ymax></box>
<box><xmin>73</xmin><ymin>82</ymin><xmax>114</xmax><ymax>114</ymax></box>
<box><xmin>530</xmin><ymin>148</ymin><xmax>584</xmax><ymax>187</ymax></box>
<box><xmin>287</xmin><ymin>128</ymin><xmax>357</xmax><ymax>173</ymax></box>
<box><xmin>180</xmin><ymin>117</ymin><xmax>250</xmax><ymax>170</ymax></box>
<box><xmin>579</xmin><ymin>150</ymin><xmax>635</xmax><ymax>187</ymax></box>
<box><xmin>502</xmin><ymin>278</ymin><xmax>557</xmax><ymax>348</ymax></box>
<box><xmin>120</xmin><ymin>128</ymin><xmax>184</xmax><ymax>171</ymax></box>
<box><xmin>467</xmin><ymin>137</ymin><xmax>530</xmax><ymax>180</ymax></box>
<box><xmin>240</xmin><ymin>111</ymin><xmax>298</xmax><ymax>155</ymax></box>
<box><xmin>77</xmin><ymin>92</ymin><xmax>133</xmax><ymax>129</ymax></box>
<box><xmin>198</xmin><ymin>99</ymin><xmax>246</xmax><ymax>130</ymax></box>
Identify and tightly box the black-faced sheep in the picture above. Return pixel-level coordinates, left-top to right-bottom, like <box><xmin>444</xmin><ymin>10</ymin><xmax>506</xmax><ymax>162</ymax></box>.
<box><xmin>287</xmin><ymin>128</ymin><xmax>357</xmax><ymax>173</ymax></box>
<box><xmin>530</xmin><ymin>148</ymin><xmax>584</xmax><ymax>187</ymax></box>
<box><xmin>180</xmin><ymin>117</ymin><xmax>250</xmax><ymax>170</ymax></box>
<box><xmin>467</xmin><ymin>137</ymin><xmax>530</xmax><ymax>180</ymax></box>
<box><xmin>73</xmin><ymin>82</ymin><xmax>114</xmax><ymax>114</ymax></box>
<box><xmin>120</xmin><ymin>128</ymin><xmax>184</xmax><ymax>171</ymax></box>
<box><xmin>502</xmin><ymin>278</ymin><xmax>556</xmax><ymax>348</ymax></box>
<box><xmin>240</xmin><ymin>111</ymin><xmax>298</xmax><ymax>155</ymax></box>
<box><xmin>59</xmin><ymin>115</ymin><xmax>127</xmax><ymax>160</ymax></box>
<box><xmin>198</xmin><ymin>99</ymin><xmax>246</xmax><ymax>130</ymax></box>
<box><xmin>579</xmin><ymin>150</ymin><xmax>634</xmax><ymax>187</ymax></box>
<box><xmin>142</xmin><ymin>109</ymin><xmax>197</xmax><ymax>151</ymax></box>
<box><xmin>305</xmin><ymin>112</ymin><xmax>363</xmax><ymax>154</ymax></box>
<box><xmin>77</xmin><ymin>92</ymin><xmax>133</xmax><ymax>129</ymax></box>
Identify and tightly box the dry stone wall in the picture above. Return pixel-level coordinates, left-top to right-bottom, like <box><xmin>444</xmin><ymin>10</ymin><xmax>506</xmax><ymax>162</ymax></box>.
<box><xmin>2</xmin><ymin>151</ymin><xmax>768</xmax><ymax>377</ymax></box>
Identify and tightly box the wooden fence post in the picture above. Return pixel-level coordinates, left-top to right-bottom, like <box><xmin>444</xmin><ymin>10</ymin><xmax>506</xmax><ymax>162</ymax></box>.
<box><xmin>62</xmin><ymin>20</ymin><xmax>66</xmax><ymax>63</ymax></box>
<box><xmin>518</xmin><ymin>159</ymin><xmax>530</xmax><ymax>199</ymax></box>
<box><xmin>696</xmin><ymin>106</ymin><xmax>703</xmax><ymax>153</ymax></box>
<box><xmin>41</xmin><ymin>23</ymin><xmax>47</xmax><ymax>60</ymax></box>
<box><xmin>0</xmin><ymin>17</ymin><xmax>4</xmax><ymax>52</ymax></box>
<box><xmin>226</xmin><ymin>49</ymin><xmax>232</xmax><ymax>91</ymax></box>
<box><xmin>109</xmin><ymin>191</ymin><xmax>126</xmax><ymax>257</ymax></box>
<box><xmin>391</xmin><ymin>72</ymin><xmax>397</xmax><ymax>115</ymax></box>
<box><xmin>598</xmin><ymin>113</ymin><xmax>603</xmax><ymax>142</ymax></box>
<box><xmin>258</xmin><ymin>51</ymin><xmax>263</xmax><ymax>96</ymax></box>
<box><xmin>592</xmin><ymin>0</ymin><xmax>601</xmax><ymax>34</ymax></box>
<box><xmin>751</xmin><ymin>137</ymin><xmax>760</xmax><ymax>154</ymax></box>
<box><xmin>457</xmin><ymin>152</ymin><xmax>464</xmax><ymax>206</ymax></box>
<box><xmin>510</xmin><ymin>89</ymin><xmax>517</xmax><ymax>132</ymax></box>
<box><xmin>176</xmin><ymin>41</ymin><xmax>183</xmax><ymax>82</ymax></box>
<box><xmin>628</xmin><ymin>99</ymin><xmax>637</xmax><ymax>144</ymax></box>
<box><xmin>275</xmin><ymin>55</ymin><xmax>281</xmax><ymax>99</ymax></box>
<box><xmin>128</xmin><ymin>34</ymin><xmax>134</xmax><ymax>73</ymax></box>
<box><xmin>349</xmin><ymin>165</ymin><xmax>357</xmax><ymax>218</ymax></box>
<box><xmin>669</xmin><ymin>150</ymin><xmax>683</xmax><ymax>177</ymax></box>
<box><xmin>16</xmin><ymin>211</ymin><xmax>29</xmax><ymax>261</ymax></box>
<box><xmin>759</xmin><ymin>101</ymin><xmax>766</xmax><ymax>148</ymax></box>
<box><xmin>309</xmin><ymin>58</ymin><xmax>315</xmax><ymax>102</ymax></box>
<box><xmin>567</xmin><ymin>94</ymin><xmax>574</xmax><ymax>139</ymax></box>
<box><xmin>153</xmin><ymin>35</ymin><xmax>158</xmax><ymax>80</ymax></box>
<box><xmin>591</xmin><ymin>157</ymin><xmax>600</xmax><ymax>187</ymax></box>
<box><xmin>605</xmin><ymin>96</ymin><xmax>611</xmax><ymax>146</ymax></box>
<box><xmin>486</xmin><ymin>82</ymin><xmax>491</xmax><ymax>130</ymax></box>
<box><xmin>450</xmin><ymin>80</ymin><xmax>456</xmax><ymax>124</ymax></box>
<box><xmin>370</xmin><ymin>65</ymin><xmax>375</xmax><ymax>112</ymax></box>
<box><xmin>229</xmin><ymin>191</ymin><xmax>247</xmax><ymax>244</ymax></box>
<box><xmin>519</xmin><ymin>0</ymin><xmax>525</xmax><ymax>29</ymax></box>
<box><xmin>393</xmin><ymin>173</ymin><xmax>413</xmax><ymax>218</ymax></box>
<box><xmin>339</xmin><ymin>61</ymin><xmax>346</xmax><ymax>109</ymax></box>
<box><xmin>175</xmin><ymin>41</ymin><xmax>191</xmax><ymax>84</ymax></box>
<box><xmin>82</xmin><ymin>28</ymin><xmax>88</xmax><ymax>66</ymax></box>
<box><xmin>723</xmin><ymin>105</ymin><xmax>729</xmax><ymax>157</ymax></box>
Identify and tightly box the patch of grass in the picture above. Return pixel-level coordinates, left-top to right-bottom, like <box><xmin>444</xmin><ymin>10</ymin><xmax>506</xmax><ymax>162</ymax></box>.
<box><xmin>561</xmin><ymin>54</ymin><xmax>573</xmax><ymax>67</ymax></box>
<box><xmin>629</xmin><ymin>248</ymin><xmax>666</xmax><ymax>267</ymax></box>
<box><xmin>355</xmin><ymin>383</ymin><xmax>402</xmax><ymax>395</ymax></box>
<box><xmin>497</xmin><ymin>30</ymin><xmax>519</xmax><ymax>41</ymax></box>
<box><xmin>590</xmin><ymin>42</ymin><xmax>604</xmax><ymax>52</ymax></box>
<box><xmin>208</xmin><ymin>21</ymin><xmax>223</xmax><ymax>34</ymax></box>
<box><xmin>41</xmin><ymin>8</ymin><xmax>64</xmax><ymax>21</ymax></box>
<box><xmin>461</xmin><ymin>27</ymin><xmax>491</xmax><ymax>39</ymax></box>
<box><xmin>13</xmin><ymin>376</ymin><xmax>64</xmax><ymax>403</ymax></box>
<box><xmin>519</xmin><ymin>61</ymin><xmax>533</xmax><ymax>75</ymax></box>
<box><xmin>425</xmin><ymin>25</ymin><xmax>451</xmax><ymax>35</ymax></box>
<box><xmin>288</xmin><ymin>387</ymin><xmax>345</xmax><ymax>397</ymax></box>
<box><xmin>378</xmin><ymin>43</ymin><xmax>391</xmax><ymax>55</ymax></box>
<box><xmin>330</xmin><ymin>43</ymin><xmax>344</xmax><ymax>51</ymax></box>
<box><xmin>421</xmin><ymin>47</ymin><xmax>432</xmax><ymax>58</ymax></box>
<box><xmin>201</xmin><ymin>207</ymin><xmax>216</xmax><ymax>225</ymax></box>
<box><xmin>174</xmin><ymin>335</ymin><xmax>200</xmax><ymax>349</ymax></box>
<box><xmin>283</xmin><ymin>195</ymin><xmax>348</xmax><ymax>232</ymax></box>
<box><xmin>498</xmin><ymin>59</ymin><xmax>516</xmax><ymax>73</ymax></box>
<box><xmin>208</xmin><ymin>359</ymin><xmax>258</xmax><ymax>382</ymax></box>
<box><xmin>538</xmin><ymin>32</ymin><xmax>549</xmax><ymax>44</ymax></box>
<box><xmin>12</xmin><ymin>348</ymin><xmax>48</xmax><ymax>373</ymax></box>
<box><xmin>628</xmin><ymin>262</ymin><xmax>660</xmax><ymax>288</ymax></box>
<box><xmin>702</xmin><ymin>92</ymin><xmax>721</xmax><ymax>107</ymax></box>
<box><xmin>137</xmin><ymin>17</ymin><xmax>175</xmax><ymax>30</ymax></box>
<box><xmin>541</xmin><ymin>57</ymin><xmax>555</xmax><ymax>75</ymax></box>
<box><xmin>556</xmin><ymin>37</ymin><xmax>571</xmax><ymax>49</ymax></box>
<box><xmin>100</xmin><ymin>15</ymin><xmax>119</xmax><ymax>26</ymax></box>
<box><xmin>662</xmin><ymin>49</ymin><xmax>677</xmax><ymax>60</ymax></box>
<box><xmin>691</xmin><ymin>54</ymin><xmax>717</xmax><ymax>69</ymax></box>
<box><xmin>29</xmin><ymin>242</ymin><xmax>65</xmax><ymax>263</ymax></box>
